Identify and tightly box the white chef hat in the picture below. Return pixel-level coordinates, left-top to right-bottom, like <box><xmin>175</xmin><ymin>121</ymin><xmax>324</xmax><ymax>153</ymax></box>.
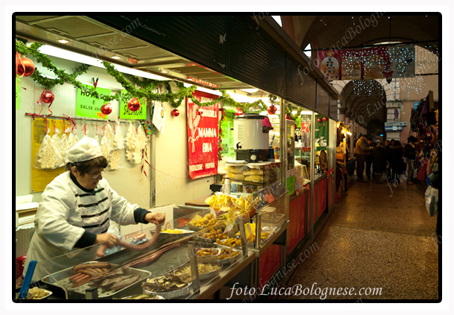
<box><xmin>67</xmin><ymin>137</ymin><xmax>103</xmax><ymax>163</ymax></box>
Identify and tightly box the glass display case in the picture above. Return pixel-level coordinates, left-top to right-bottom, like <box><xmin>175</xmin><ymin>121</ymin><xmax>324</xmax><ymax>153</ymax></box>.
<box><xmin>31</xmin><ymin>180</ymin><xmax>294</xmax><ymax>301</ymax></box>
<box><xmin>35</xmin><ymin>208</ymin><xmax>255</xmax><ymax>300</ymax></box>
<box><xmin>224</xmin><ymin>162</ymin><xmax>280</xmax><ymax>194</ymax></box>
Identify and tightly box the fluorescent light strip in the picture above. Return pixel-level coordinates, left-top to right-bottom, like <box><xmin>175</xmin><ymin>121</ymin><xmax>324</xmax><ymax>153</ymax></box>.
<box><xmin>38</xmin><ymin>45</ymin><xmax>169</xmax><ymax>81</ymax></box>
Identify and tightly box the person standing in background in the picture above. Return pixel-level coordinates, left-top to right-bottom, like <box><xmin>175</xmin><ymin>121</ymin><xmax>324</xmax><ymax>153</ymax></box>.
<box><xmin>373</xmin><ymin>141</ymin><xmax>387</xmax><ymax>183</ymax></box>
<box><xmin>365</xmin><ymin>136</ymin><xmax>375</xmax><ymax>181</ymax></box>
<box><xmin>355</xmin><ymin>135</ymin><xmax>373</xmax><ymax>182</ymax></box>
<box><xmin>384</xmin><ymin>140</ymin><xmax>391</xmax><ymax>180</ymax></box>
<box><xmin>389</xmin><ymin>140</ymin><xmax>405</xmax><ymax>183</ymax></box>
<box><xmin>405</xmin><ymin>136</ymin><xmax>418</xmax><ymax>185</ymax></box>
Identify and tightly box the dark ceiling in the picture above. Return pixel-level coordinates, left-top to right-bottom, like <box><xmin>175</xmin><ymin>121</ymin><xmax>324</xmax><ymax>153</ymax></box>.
<box><xmin>281</xmin><ymin>14</ymin><xmax>439</xmax><ymax>127</ymax></box>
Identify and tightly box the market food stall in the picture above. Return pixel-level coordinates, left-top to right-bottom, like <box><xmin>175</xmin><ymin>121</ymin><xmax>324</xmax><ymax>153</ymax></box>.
<box><xmin>15</xmin><ymin>15</ymin><xmax>339</xmax><ymax>301</ymax></box>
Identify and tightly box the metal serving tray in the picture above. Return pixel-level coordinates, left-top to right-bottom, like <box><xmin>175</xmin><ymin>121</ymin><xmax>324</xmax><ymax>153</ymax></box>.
<box><xmin>41</xmin><ymin>262</ymin><xmax>151</xmax><ymax>299</ymax></box>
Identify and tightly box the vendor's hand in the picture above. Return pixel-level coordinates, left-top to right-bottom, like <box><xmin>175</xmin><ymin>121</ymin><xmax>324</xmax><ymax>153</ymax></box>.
<box><xmin>95</xmin><ymin>233</ymin><xmax>120</xmax><ymax>248</ymax></box>
<box><xmin>145</xmin><ymin>212</ymin><xmax>166</xmax><ymax>225</ymax></box>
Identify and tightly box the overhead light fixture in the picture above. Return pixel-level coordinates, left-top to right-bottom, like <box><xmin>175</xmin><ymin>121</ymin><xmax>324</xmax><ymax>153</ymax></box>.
<box><xmin>301</xmin><ymin>111</ymin><xmax>313</xmax><ymax>115</ymax></box>
<box><xmin>38</xmin><ymin>44</ymin><xmax>169</xmax><ymax>80</ymax></box>
<box><xmin>161</xmin><ymin>70</ymin><xmax>168</xmax><ymax>74</ymax></box>
<box><xmin>241</xmin><ymin>88</ymin><xmax>259</xmax><ymax>93</ymax></box>
<box><xmin>111</xmin><ymin>56</ymin><xmax>121</xmax><ymax>60</ymax></box>
<box><xmin>57</xmin><ymin>39</ymin><xmax>70</xmax><ymax>44</ymax></box>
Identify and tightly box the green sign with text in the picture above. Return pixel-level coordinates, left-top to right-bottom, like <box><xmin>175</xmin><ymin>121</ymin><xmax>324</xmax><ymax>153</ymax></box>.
<box><xmin>76</xmin><ymin>84</ymin><xmax>112</xmax><ymax>119</ymax></box>
<box><xmin>119</xmin><ymin>90</ymin><xmax>147</xmax><ymax>120</ymax></box>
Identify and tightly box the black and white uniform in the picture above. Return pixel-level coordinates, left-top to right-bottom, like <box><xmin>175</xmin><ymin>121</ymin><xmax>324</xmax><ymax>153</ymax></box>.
<box><xmin>24</xmin><ymin>171</ymin><xmax>149</xmax><ymax>282</ymax></box>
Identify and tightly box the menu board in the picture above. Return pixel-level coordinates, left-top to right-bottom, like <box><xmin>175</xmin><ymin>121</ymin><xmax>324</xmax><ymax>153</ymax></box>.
<box><xmin>76</xmin><ymin>84</ymin><xmax>112</xmax><ymax>119</ymax></box>
<box><xmin>186</xmin><ymin>90</ymin><xmax>219</xmax><ymax>179</ymax></box>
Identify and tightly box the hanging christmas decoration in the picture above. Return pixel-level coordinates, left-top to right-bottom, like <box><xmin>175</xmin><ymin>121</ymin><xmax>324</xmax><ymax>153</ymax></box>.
<box><xmin>39</xmin><ymin>89</ymin><xmax>55</xmax><ymax>105</ymax></box>
<box><xmin>37</xmin><ymin>89</ymin><xmax>55</xmax><ymax>115</ymax></box>
<box><xmin>100</xmin><ymin>102</ymin><xmax>112</xmax><ymax>115</ymax></box>
<box><xmin>171</xmin><ymin>109</ymin><xmax>180</xmax><ymax>117</ymax></box>
<box><xmin>317</xmin><ymin>117</ymin><xmax>322</xmax><ymax>127</ymax></box>
<box><xmin>267</xmin><ymin>105</ymin><xmax>277</xmax><ymax>115</ymax></box>
<box><xmin>323</xmin><ymin>116</ymin><xmax>328</xmax><ymax>127</ymax></box>
<box><xmin>16</xmin><ymin>52</ymin><xmax>35</xmax><ymax>77</ymax></box>
<box><xmin>127</xmin><ymin>97</ymin><xmax>141</xmax><ymax>112</ymax></box>
<box><xmin>235</xmin><ymin>108</ymin><xmax>244</xmax><ymax>116</ymax></box>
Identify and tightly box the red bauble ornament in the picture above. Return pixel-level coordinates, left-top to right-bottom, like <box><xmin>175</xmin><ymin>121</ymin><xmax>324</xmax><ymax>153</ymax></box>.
<box><xmin>235</xmin><ymin>108</ymin><xmax>244</xmax><ymax>116</ymax></box>
<box><xmin>101</xmin><ymin>103</ymin><xmax>112</xmax><ymax>115</ymax></box>
<box><xmin>127</xmin><ymin>97</ymin><xmax>141</xmax><ymax>112</ymax></box>
<box><xmin>16</xmin><ymin>53</ymin><xmax>35</xmax><ymax>77</ymax></box>
<box><xmin>171</xmin><ymin>109</ymin><xmax>180</xmax><ymax>117</ymax></box>
<box><xmin>267</xmin><ymin>105</ymin><xmax>277</xmax><ymax>115</ymax></box>
<box><xmin>322</xmin><ymin>117</ymin><xmax>328</xmax><ymax>122</ymax></box>
<box><xmin>317</xmin><ymin>117</ymin><xmax>322</xmax><ymax>123</ymax></box>
<box><xmin>40</xmin><ymin>90</ymin><xmax>54</xmax><ymax>104</ymax></box>
<box><xmin>286</xmin><ymin>114</ymin><xmax>291</xmax><ymax>120</ymax></box>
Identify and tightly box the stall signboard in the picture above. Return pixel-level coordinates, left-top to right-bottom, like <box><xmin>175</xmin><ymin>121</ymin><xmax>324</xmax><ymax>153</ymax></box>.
<box><xmin>317</xmin><ymin>44</ymin><xmax>415</xmax><ymax>81</ymax></box>
<box><xmin>385</xmin><ymin>121</ymin><xmax>407</xmax><ymax>126</ymax></box>
<box><xmin>120</xmin><ymin>90</ymin><xmax>147</xmax><ymax>120</ymax></box>
<box><xmin>187</xmin><ymin>90</ymin><xmax>219</xmax><ymax>179</ymax></box>
<box><xmin>76</xmin><ymin>84</ymin><xmax>112</xmax><ymax>119</ymax></box>
<box><xmin>385</xmin><ymin>125</ymin><xmax>403</xmax><ymax>131</ymax></box>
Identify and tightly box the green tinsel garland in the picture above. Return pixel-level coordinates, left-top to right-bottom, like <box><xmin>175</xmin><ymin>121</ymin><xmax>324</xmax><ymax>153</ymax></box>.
<box><xmin>15</xmin><ymin>39</ymin><xmax>274</xmax><ymax>113</ymax></box>
<box><xmin>286</xmin><ymin>103</ymin><xmax>303</xmax><ymax>121</ymax></box>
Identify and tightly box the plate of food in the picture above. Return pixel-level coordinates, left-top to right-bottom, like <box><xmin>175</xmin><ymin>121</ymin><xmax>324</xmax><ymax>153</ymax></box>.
<box><xmin>217</xmin><ymin>248</ymin><xmax>240</xmax><ymax>265</ymax></box>
<box><xmin>196</xmin><ymin>248</ymin><xmax>221</xmax><ymax>264</ymax></box>
<box><xmin>214</xmin><ymin>237</ymin><xmax>243</xmax><ymax>248</ymax></box>
<box><xmin>119</xmin><ymin>293</ymin><xmax>165</xmax><ymax>300</ymax></box>
<box><xmin>186</xmin><ymin>213</ymin><xmax>218</xmax><ymax>230</ymax></box>
<box><xmin>172</xmin><ymin>262</ymin><xmax>223</xmax><ymax>281</ymax></box>
<box><xmin>194</xmin><ymin>227</ymin><xmax>229</xmax><ymax>243</ymax></box>
<box><xmin>142</xmin><ymin>275</ymin><xmax>192</xmax><ymax>299</ymax></box>
<box><xmin>16</xmin><ymin>287</ymin><xmax>52</xmax><ymax>300</ymax></box>
<box><xmin>161</xmin><ymin>229</ymin><xmax>195</xmax><ymax>235</ymax></box>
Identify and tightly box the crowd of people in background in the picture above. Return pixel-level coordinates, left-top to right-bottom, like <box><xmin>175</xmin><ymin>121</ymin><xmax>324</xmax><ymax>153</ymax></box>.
<box><xmin>354</xmin><ymin>134</ymin><xmax>419</xmax><ymax>184</ymax></box>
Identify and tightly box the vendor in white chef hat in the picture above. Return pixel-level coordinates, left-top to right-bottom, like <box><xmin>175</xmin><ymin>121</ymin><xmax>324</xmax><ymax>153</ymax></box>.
<box><xmin>24</xmin><ymin>137</ymin><xmax>165</xmax><ymax>282</ymax></box>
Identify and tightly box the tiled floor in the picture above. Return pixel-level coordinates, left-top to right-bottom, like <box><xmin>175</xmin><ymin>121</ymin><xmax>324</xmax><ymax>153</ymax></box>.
<box><xmin>280</xmin><ymin>178</ymin><xmax>439</xmax><ymax>300</ymax></box>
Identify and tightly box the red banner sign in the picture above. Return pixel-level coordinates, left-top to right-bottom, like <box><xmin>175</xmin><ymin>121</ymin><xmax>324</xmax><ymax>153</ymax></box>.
<box><xmin>187</xmin><ymin>90</ymin><xmax>219</xmax><ymax>179</ymax></box>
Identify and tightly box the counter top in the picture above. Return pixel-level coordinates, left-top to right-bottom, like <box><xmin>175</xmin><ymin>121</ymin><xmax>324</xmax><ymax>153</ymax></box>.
<box><xmin>185</xmin><ymin>195</ymin><xmax>211</xmax><ymax>207</ymax></box>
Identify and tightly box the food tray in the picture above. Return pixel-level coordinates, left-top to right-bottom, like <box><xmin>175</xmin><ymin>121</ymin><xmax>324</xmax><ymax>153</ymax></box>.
<box><xmin>217</xmin><ymin>248</ymin><xmax>240</xmax><ymax>265</ymax></box>
<box><xmin>192</xmin><ymin>236</ymin><xmax>216</xmax><ymax>244</ymax></box>
<box><xmin>196</xmin><ymin>248</ymin><xmax>221</xmax><ymax>264</ymax></box>
<box><xmin>143</xmin><ymin>282</ymin><xmax>192</xmax><ymax>299</ymax></box>
<box><xmin>161</xmin><ymin>229</ymin><xmax>194</xmax><ymax>235</ymax></box>
<box><xmin>118</xmin><ymin>293</ymin><xmax>165</xmax><ymax>300</ymax></box>
<box><xmin>41</xmin><ymin>262</ymin><xmax>151</xmax><ymax>299</ymax></box>
<box><xmin>173</xmin><ymin>262</ymin><xmax>223</xmax><ymax>281</ymax></box>
<box><xmin>16</xmin><ymin>288</ymin><xmax>53</xmax><ymax>300</ymax></box>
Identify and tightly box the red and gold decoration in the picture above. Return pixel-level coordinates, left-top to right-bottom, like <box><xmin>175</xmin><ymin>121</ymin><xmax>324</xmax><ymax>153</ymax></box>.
<box><xmin>317</xmin><ymin>117</ymin><xmax>322</xmax><ymax>127</ymax></box>
<box><xmin>171</xmin><ymin>109</ymin><xmax>180</xmax><ymax>117</ymax></box>
<box><xmin>127</xmin><ymin>97</ymin><xmax>141</xmax><ymax>112</ymax></box>
<box><xmin>36</xmin><ymin>89</ymin><xmax>55</xmax><ymax>115</ymax></box>
<box><xmin>267</xmin><ymin>105</ymin><xmax>277</xmax><ymax>115</ymax></box>
<box><xmin>100</xmin><ymin>102</ymin><xmax>112</xmax><ymax>115</ymax></box>
<box><xmin>322</xmin><ymin>116</ymin><xmax>328</xmax><ymax>127</ymax></box>
<box><xmin>235</xmin><ymin>107</ymin><xmax>244</xmax><ymax>116</ymax></box>
<box><xmin>16</xmin><ymin>52</ymin><xmax>35</xmax><ymax>77</ymax></box>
